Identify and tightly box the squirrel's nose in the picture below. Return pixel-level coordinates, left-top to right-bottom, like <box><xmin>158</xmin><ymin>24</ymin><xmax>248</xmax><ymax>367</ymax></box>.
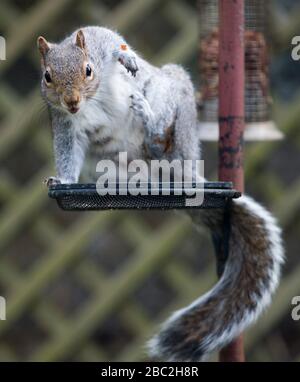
<box><xmin>63</xmin><ymin>93</ymin><xmax>81</xmax><ymax>113</ymax></box>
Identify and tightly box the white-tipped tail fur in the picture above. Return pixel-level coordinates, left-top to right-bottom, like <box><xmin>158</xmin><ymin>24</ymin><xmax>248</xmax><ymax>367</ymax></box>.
<box><xmin>148</xmin><ymin>195</ymin><xmax>284</xmax><ymax>361</ymax></box>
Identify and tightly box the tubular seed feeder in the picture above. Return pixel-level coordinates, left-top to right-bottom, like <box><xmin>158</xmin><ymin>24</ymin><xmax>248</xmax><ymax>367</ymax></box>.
<box><xmin>49</xmin><ymin>0</ymin><xmax>263</xmax><ymax>362</ymax></box>
<box><xmin>198</xmin><ymin>0</ymin><xmax>284</xmax><ymax>142</ymax></box>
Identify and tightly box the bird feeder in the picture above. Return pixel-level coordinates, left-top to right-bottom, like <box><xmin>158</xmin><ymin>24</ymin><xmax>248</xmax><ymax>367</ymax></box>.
<box><xmin>198</xmin><ymin>0</ymin><xmax>284</xmax><ymax>141</ymax></box>
<box><xmin>48</xmin><ymin>182</ymin><xmax>240</xmax><ymax>211</ymax></box>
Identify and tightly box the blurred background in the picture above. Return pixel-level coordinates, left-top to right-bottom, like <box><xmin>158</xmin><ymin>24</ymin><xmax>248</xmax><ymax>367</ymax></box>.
<box><xmin>0</xmin><ymin>0</ymin><xmax>299</xmax><ymax>362</ymax></box>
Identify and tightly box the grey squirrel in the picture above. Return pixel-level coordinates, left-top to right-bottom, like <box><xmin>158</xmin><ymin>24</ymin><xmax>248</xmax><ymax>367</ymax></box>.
<box><xmin>38</xmin><ymin>27</ymin><xmax>284</xmax><ymax>361</ymax></box>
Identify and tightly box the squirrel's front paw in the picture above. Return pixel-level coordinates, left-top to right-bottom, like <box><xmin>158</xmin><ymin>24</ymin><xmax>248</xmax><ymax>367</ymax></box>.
<box><xmin>114</xmin><ymin>50</ymin><xmax>138</xmax><ymax>77</ymax></box>
<box><xmin>130</xmin><ymin>92</ymin><xmax>153</xmax><ymax>125</ymax></box>
<box><xmin>44</xmin><ymin>176</ymin><xmax>62</xmax><ymax>187</ymax></box>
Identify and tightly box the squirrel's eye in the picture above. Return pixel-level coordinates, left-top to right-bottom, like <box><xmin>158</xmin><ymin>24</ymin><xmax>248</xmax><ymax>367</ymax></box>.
<box><xmin>44</xmin><ymin>71</ymin><xmax>52</xmax><ymax>83</ymax></box>
<box><xmin>86</xmin><ymin>64</ymin><xmax>92</xmax><ymax>77</ymax></box>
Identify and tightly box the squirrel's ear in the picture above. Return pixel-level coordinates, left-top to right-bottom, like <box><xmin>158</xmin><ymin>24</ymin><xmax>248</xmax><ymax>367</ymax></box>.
<box><xmin>37</xmin><ymin>36</ymin><xmax>50</xmax><ymax>57</ymax></box>
<box><xmin>76</xmin><ymin>30</ymin><xmax>86</xmax><ymax>51</ymax></box>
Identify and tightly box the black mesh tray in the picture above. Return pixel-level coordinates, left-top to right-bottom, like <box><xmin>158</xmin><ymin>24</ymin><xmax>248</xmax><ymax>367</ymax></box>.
<box><xmin>48</xmin><ymin>182</ymin><xmax>241</xmax><ymax>211</ymax></box>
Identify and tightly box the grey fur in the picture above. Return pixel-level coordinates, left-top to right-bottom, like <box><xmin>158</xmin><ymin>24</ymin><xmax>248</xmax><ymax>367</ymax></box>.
<box><xmin>39</xmin><ymin>26</ymin><xmax>284</xmax><ymax>361</ymax></box>
<box><xmin>39</xmin><ymin>27</ymin><xmax>199</xmax><ymax>183</ymax></box>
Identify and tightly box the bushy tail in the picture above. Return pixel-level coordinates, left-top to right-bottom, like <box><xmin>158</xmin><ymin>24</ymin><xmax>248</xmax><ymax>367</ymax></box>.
<box><xmin>148</xmin><ymin>195</ymin><xmax>284</xmax><ymax>361</ymax></box>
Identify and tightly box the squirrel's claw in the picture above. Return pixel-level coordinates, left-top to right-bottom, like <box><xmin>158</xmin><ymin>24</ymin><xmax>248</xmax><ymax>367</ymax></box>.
<box><xmin>44</xmin><ymin>176</ymin><xmax>62</xmax><ymax>187</ymax></box>
<box><xmin>130</xmin><ymin>92</ymin><xmax>155</xmax><ymax>132</ymax></box>
<box><xmin>120</xmin><ymin>56</ymin><xmax>138</xmax><ymax>77</ymax></box>
<box><xmin>114</xmin><ymin>50</ymin><xmax>139</xmax><ymax>77</ymax></box>
<box><xmin>130</xmin><ymin>92</ymin><xmax>150</xmax><ymax>118</ymax></box>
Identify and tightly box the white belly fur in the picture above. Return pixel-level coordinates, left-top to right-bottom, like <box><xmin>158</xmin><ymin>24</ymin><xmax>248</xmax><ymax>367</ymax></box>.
<box><xmin>68</xmin><ymin>63</ymin><xmax>145</xmax><ymax>161</ymax></box>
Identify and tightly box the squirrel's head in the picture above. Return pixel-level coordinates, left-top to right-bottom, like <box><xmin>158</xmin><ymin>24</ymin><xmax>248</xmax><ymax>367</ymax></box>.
<box><xmin>37</xmin><ymin>30</ymin><xmax>99</xmax><ymax>114</ymax></box>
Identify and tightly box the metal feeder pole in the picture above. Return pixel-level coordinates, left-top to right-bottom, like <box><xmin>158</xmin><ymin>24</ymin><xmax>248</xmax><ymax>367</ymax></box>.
<box><xmin>218</xmin><ymin>0</ymin><xmax>245</xmax><ymax>362</ymax></box>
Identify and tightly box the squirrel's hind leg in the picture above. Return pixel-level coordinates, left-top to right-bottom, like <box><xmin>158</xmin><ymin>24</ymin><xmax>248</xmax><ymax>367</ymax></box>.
<box><xmin>130</xmin><ymin>91</ymin><xmax>179</xmax><ymax>159</ymax></box>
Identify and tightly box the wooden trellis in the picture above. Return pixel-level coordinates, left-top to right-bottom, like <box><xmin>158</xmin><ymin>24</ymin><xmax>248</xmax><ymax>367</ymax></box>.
<box><xmin>0</xmin><ymin>0</ymin><xmax>299</xmax><ymax>362</ymax></box>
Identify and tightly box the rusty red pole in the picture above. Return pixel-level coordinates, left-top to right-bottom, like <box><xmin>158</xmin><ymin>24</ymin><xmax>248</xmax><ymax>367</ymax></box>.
<box><xmin>218</xmin><ymin>0</ymin><xmax>245</xmax><ymax>362</ymax></box>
